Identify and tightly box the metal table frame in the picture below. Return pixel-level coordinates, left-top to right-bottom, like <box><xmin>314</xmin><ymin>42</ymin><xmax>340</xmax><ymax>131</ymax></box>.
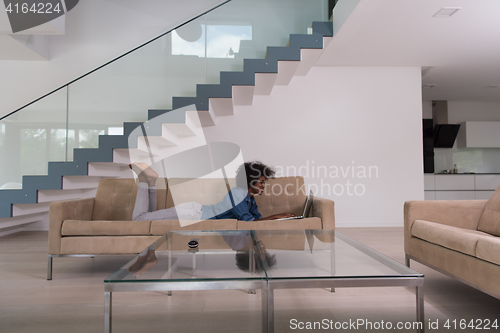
<box><xmin>264</xmin><ymin>277</ymin><xmax>424</xmax><ymax>333</ymax></box>
<box><xmin>48</xmin><ymin>253</ymin><xmax>137</xmax><ymax>280</ymax></box>
<box><xmin>104</xmin><ymin>279</ymin><xmax>268</xmax><ymax>333</ymax></box>
<box><xmin>259</xmin><ymin>231</ymin><xmax>424</xmax><ymax>333</ymax></box>
<box><xmin>104</xmin><ymin>232</ymin><xmax>268</xmax><ymax>333</ymax></box>
<box><xmin>103</xmin><ymin>230</ymin><xmax>424</xmax><ymax>333</ymax></box>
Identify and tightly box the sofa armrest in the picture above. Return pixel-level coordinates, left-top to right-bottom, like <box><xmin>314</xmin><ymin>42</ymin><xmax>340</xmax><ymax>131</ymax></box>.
<box><xmin>48</xmin><ymin>198</ymin><xmax>95</xmax><ymax>254</ymax></box>
<box><xmin>312</xmin><ymin>197</ymin><xmax>335</xmax><ymax>230</ymax></box>
<box><xmin>404</xmin><ymin>200</ymin><xmax>487</xmax><ymax>254</ymax></box>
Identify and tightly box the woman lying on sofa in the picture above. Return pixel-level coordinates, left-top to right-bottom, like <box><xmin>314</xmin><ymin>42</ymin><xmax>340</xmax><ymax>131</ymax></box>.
<box><xmin>130</xmin><ymin>160</ymin><xmax>296</xmax><ymax>222</ymax></box>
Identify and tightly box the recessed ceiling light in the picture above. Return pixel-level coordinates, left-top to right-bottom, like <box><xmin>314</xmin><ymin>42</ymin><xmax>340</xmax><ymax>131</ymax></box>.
<box><xmin>423</xmin><ymin>84</ymin><xmax>437</xmax><ymax>88</ymax></box>
<box><xmin>433</xmin><ymin>7</ymin><xmax>461</xmax><ymax>18</ymax></box>
<box><xmin>487</xmin><ymin>84</ymin><xmax>500</xmax><ymax>89</ymax></box>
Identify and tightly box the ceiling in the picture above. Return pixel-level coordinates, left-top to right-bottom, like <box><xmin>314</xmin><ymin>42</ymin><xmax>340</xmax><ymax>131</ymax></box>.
<box><xmin>0</xmin><ymin>7</ymin><xmax>64</xmax><ymax>60</ymax></box>
<box><xmin>317</xmin><ymin>0</ymin><xmax>500</xmax><ymax>101</ymax></box>
<box><xmin>0</xmin><ymin>5</ymin><xmax>65</xmax><ymax>34</ymax></box>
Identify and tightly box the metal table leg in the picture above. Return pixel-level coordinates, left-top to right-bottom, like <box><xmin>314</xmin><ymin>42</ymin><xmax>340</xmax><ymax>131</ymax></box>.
<box><xmin>416</xmin><ymin>284</ymin><xmax>425</xmax><ymax>333</ymax></box>
<box><xmin>261</xmin><ymin>287</ymin><xmax>268</xmax><ymax>333</ymax></box>
<box><xmin>47</xmin><ymin>255</ymin><xmax>53</xmax><ymax>280</ymax></box>
<box><xmin>267</xmin><ymin>287</ymin><xmax>274</xmax><ymax>333</ymax></box>
<box><xmin>249</xmin><ymin>246</ymin><xmax>256</xmax><ymax>294</ymax></box>
<box><xmin>104</xmin><ymin>291</ymin><xmax>112</xmax><ymax>333</ymax></box>
<box><xmin>330</xmin><ymin>241</ymin><xmax>336</xmax><ymax>292</ymax></box>
<box><xmin>167</xmin><ymin>235</ymin><xmax>172</xmax><ymax>296</ymax></box>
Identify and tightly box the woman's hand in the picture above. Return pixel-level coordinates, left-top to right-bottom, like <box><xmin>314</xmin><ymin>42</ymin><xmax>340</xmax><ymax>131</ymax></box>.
<box><xmin>268</xmin><ymin>213</ymin><xmax>296</xmax><ymax>220</ymax></box>
<box><xmin>255</xmin><ymin>213</ymin><xmax>296</xmax><ymax>221</ymax></box>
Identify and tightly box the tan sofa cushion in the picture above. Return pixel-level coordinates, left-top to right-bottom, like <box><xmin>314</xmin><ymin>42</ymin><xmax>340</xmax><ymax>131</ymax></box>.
<box><xmin>92</xmin><ymin>178</ymin><xmax>167</xmax><ymax>221</ymax></box>
<box><xmin>150</xmin><ymin>219</ymin><xmax>238</xmax><ymax>235</ymax></box>
<box><xmin>60</xmin><ymin>236</ymin><xmax>158</xmax><ymax>254</ymax></box>
<box><xmin>166</xmin><ymin>178</ymin><xmax>236</xmax><ymax>207</ymax></box>
<box><xmin>411</xmin><ymin>220</ymin><xmax>490</xmax><ymax>256</ymax></box>
<box><xmin>61</xmin><ymin>220</ymin><xmax>151</xmax><ymax>236</ymax></box>
<box><xmin>477</xmin><ymin>183</ymin><xmax>500</xmax><ymax>236</ymax></box>
<box><xmin>404</xmin><ymin>200</ymin><xmax>487</xmax><ymax>255</ymax></box>
<box><xmin>255</xmin><ymin>176</ymin><xmax>307</xmax><ymax>217</ymax></box>
<box><xmin>409</xmin><ymin>237</ymin><xmax>500</xmax><ymax>298</ymax></box>
<box><xmin>237</xmin><ymin>217</ymin><xmax>321</xmax><ymax>230</ymax></box>
<box><xmin>476</xmin><ymin>236</ymin><xmax>500</xmax><ymax>266</ymax></box>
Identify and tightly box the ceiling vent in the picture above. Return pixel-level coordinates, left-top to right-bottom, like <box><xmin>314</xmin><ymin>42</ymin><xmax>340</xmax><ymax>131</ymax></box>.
<box><xmin>433</xmin><ymin>7</ymin><xmax>461</xmax><ymax>18</ymax></box>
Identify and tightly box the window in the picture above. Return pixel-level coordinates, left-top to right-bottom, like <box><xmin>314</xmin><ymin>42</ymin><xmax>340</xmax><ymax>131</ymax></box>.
<box><xmin>172</xmin><ymin>24</ymin><xmax>252</xmax><ymax>59</ymax></box>
<box><xmin>108</xmin><ymin>127</ymin><xmax>124</xmax><ymax>135</ymax></box>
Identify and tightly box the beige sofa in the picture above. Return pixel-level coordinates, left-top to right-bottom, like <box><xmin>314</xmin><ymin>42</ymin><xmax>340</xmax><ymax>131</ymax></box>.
<box><xmin>48</xmin><ymin>176</ymin><xmax>335</xmax><ymax>279</ymax></box>
<box><xmin>404</xmin><ymin>184</ymin><xmax>500</xmax><ymax>299</ymax></box>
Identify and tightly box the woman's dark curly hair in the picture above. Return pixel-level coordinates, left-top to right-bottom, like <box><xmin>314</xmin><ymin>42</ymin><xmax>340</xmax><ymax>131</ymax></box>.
<box><xmin>235</xmin><ymin>252</ymin><xmax>277</xmax><ymax>272</ymax></box>
<box><xmin>235</xmin><ymin>161</ymin><xmax>276</xmax><ymax>189</ymax></box>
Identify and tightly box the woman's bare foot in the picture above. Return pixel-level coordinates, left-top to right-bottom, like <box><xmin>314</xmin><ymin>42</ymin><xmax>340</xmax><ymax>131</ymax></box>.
<box><xmin>127</xmin><ymin>250</ymin><xmax>158</xmax><ymax>276</ymax></box>
<box><xmin>129</xmin><ymin>162</ymin><xmax>158</xmax><ymax>186</ymax></box>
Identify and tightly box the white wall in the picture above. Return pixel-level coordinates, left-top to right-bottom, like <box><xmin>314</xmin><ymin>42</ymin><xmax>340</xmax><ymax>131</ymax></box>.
<box><xmin>434</xmin><ymin>100</ymin><xmax>500</xmax><ymax>173</ymax></box>
<box><xmin>0</xmin><ymin>0</ymin><xmax>224</xmax><ymax>118</ymax></box>
<box><xmin>422</xmin><ymin>100</ymin><xmax>432</xmax><ymax>118</ymax></box>
<box><xmin>332</xmin><ymin>0</ymin><xmax>361</xmax><ymax>35</ymax></box>
<box><xmin>204</xmin><ymin>66</ymin><xmax>424</xmax><ymax>227</ymax></box>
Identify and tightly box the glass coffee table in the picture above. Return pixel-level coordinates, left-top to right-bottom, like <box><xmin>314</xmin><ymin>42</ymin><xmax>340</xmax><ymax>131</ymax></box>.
<box><xmin>104</xmin><ymin>229</ymin><xmax>424</xmax><ymax>333</ymax></box>
<box><xmin>104</xmin><ymin>230</ymin><xmax>268</xmax><ymax>333</ymax></box>
<box><xmin>253</xmin><ymin>230</ymin><xmax>424</xmax><ymax>333</ymax></box>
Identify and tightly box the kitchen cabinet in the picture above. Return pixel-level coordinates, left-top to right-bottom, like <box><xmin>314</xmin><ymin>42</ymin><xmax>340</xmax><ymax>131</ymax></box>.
<box><xmin>435</xmin><ymin>191</ymin><xmax>476</xmax><ymax>200</ymax></box>
<box><xmin>424</xmin><ymin>191</ymin><xmax>435</xmax><ymax>200</ymax></box>
<box><xmin>434</xmin><ymin>174</ymin><xmax>474</xmax><ymax>190</ymax></box>
<box><xmin>474</xmin><ymin>174</ymin><xmax>500</xmax><ymax>190</ymax></box>
<box><xmin>424</xmin><ymin>174</ymin><xmax>500</xmax><ymax>200</ymax></box>
<box><xmin>475</xmin><ymin>191</ymin><xmax>494</xmax><ymax>200</ymax></box>
<box><xmin>456</xmin><ymin>121</ymin><xmax>500</xmax><ymax>148</ymax></box>
<box><xmin>423</xmin><ymin>174</ymin><xmax>435</xmax><ymax>190</ymax></box>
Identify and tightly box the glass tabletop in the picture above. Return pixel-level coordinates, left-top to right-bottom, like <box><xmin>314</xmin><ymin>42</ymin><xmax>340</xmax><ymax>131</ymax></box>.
<box><xmin>105</xmin><ymin>230</ymin><xmax>267</xmax><ymax>283</ymax></box>
<box><xmin>105</xmin><ymin>229</ymin><xmax>422</xmax><ymax>284</ymax></box>
<box><xmin>253</xmin><ymin>229</ymin><xmax>423</xmax><ymax>280</ymax></box>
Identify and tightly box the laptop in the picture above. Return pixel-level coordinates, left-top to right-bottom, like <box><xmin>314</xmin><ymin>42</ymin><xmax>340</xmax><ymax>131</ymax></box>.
<box><xmin>274</xmin><ymin>190</ymin><xmax>314</xmax><ymax>221</ymax></box>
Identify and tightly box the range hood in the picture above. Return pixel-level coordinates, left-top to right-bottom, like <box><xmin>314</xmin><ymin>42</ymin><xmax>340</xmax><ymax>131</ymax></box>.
<box><xmin>432</xmin><ymin>101</ymin><xmax>460</xmax><ymax>148</ymax></box>
<box><xmin>434</xmin><ymin>124</ymin><xmax>460</xmax><ymax>148</ymax></box>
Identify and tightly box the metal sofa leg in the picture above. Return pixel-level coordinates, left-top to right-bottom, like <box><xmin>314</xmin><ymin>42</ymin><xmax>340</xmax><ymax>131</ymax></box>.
<box><xmin>47</xmin><ymin>255</ymin><xmax>53</xmax><ymax>280</ymax></box>
<box><xmin>405</xmin><ymin>254</ymin><xmax>410</xmax><ymax>268</ymax></box>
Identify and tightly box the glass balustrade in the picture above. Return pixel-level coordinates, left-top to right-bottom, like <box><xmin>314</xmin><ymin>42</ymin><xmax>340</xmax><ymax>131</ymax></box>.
<box><xmin>0</xmin><ymin>87</ymin><xmax>67</xmax><ymax>189</ymax></box>
<box><xmin>0</xmin><ymin>0</ymin><xmax>327</xmax><ymax>189</ymax></box>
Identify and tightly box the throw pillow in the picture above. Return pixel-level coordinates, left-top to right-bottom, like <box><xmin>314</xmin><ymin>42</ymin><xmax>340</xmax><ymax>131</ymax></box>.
<box><xmin>477</xmin><ymin>183</ymin><xmax>500</xmax><ymax>236</ymax></box>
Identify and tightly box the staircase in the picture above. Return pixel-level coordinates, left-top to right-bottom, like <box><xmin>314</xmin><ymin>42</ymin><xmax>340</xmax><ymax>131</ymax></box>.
<box><xmin>0</xmin><ymin>21</ymin><xmax>333</xmax><ymax>231</ymax></box>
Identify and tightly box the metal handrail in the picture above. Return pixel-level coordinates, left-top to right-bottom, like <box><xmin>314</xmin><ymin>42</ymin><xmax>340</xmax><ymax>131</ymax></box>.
<box><xmin>0</xmin><ymin>0</ymin><xmax>232</xmax><ymax>121</ymax></box>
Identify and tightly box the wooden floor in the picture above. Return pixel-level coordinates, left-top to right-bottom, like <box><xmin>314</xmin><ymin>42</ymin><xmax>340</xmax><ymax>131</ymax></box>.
<box><xmin>1</xmin><ymin>228</ymin><xmax>499</xmax><ymax>333</ymax></box>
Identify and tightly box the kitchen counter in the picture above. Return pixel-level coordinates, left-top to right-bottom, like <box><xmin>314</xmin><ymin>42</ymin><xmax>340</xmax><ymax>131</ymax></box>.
<box><xmin>430</xmin><ymin>173</ymin><xmax>500</xmax><ymax>175</ymax></box>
